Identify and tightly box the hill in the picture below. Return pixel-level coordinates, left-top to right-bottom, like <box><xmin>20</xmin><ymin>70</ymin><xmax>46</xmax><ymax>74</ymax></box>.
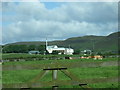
<box><xmin>4</xmin><ymin>32</ymin><xmax>119</xmax><ymax>52</ymax></box>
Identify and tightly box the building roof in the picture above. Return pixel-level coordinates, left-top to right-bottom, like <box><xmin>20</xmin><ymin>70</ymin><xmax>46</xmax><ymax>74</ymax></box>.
<box><xmin>47</xmin><ymin>45</ymin><xmax>58</xmax><ymax>48</ymax></box>
<box><xmin>29</xmin><ymin>51</ymin><xmax>40</xmax><ymax>53</ymax></box>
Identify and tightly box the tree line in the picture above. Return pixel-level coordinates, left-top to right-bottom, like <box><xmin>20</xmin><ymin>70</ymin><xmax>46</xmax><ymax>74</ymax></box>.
<box><xmin>2</xmin><ymin>45</ymin><xmax>46</xmax><ymax>53</ymax></box>
<box><xmin>2</xmin><ymin>44</ymin><xmax>119</xmax><ymax>55</ymax></box>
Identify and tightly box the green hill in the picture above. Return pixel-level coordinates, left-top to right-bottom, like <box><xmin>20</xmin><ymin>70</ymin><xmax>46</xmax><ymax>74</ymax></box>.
<box><xmin>4</xmin><ymin>32</ymin><xmax>119</xmax><ymax>52</ymax></box>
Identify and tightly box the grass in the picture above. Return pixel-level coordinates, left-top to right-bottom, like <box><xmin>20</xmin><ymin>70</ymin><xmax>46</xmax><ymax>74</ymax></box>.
<box><xmin>2</xmin><ymin>66</ymin><xmax>118</xmax><ymax>85</ymax></box>
<box><xmin>58</xmin><ymin>82</ymin><xmax>118</xmax><ymax>88</ymax></box>
<box><xmin>59</xmin><ymin>82</ymin><xmax>119</xmax><ymax>88</ymax></box>
<box><xmin>2</xmin><ymin>57</ymin><xmax>118</xmax><ymax>66</ymax></box>
<box><xmin>69</xmin><ymin>66</ymin><xmax>118</xmax><ymax>79</ymax></box>
<box><xmin>2</xmin><ymin>53</ymin><xmax>81</xmax><ymax>60</ymax></box>
<box><xmin>3</xmin><ymin>53</ymin><xmax>119</xmax><ymax>60</ymax></box>
<box><xmin>2</xmin><ymin>55</ymin><xmax>119</xmax><ymax>88</ymax></box>
<box><xmin>2</xmin><ymin>70</ymin><xmax>41</xmax><ymax>84</ymax></box>
<box><xmin>89</xmin><ymin>82</ymin><xmax>119</xmax><ymax>88</ymax></box>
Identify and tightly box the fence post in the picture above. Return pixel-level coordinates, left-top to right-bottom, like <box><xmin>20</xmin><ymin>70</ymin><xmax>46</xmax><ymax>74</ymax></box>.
<box><xmin>52</xmin><ymin>70</ymin><xmax>58</xmax><ymax>90</ymax></box>
<box><xmin>52</xmin><ymin>70</ymin><xmax>58</xmax><ymax>80</ymax></box>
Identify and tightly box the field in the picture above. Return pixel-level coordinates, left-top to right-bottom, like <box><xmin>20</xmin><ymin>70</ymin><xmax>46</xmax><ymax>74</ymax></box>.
<box><xmin>1</xmin><ymin>53</ymin><xmax>119</xmax><ymax>88</ymax></box>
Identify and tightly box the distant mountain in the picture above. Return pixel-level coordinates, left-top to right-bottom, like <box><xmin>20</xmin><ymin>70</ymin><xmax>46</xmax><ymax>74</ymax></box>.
<box><xmin>5</xmin><ymin>32</ymin><xmax>119</xmax><ymax>52</ymax></box>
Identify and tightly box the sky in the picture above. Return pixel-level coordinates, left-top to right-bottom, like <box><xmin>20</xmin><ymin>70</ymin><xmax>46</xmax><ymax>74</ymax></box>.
<box><xmin>1</xmin><ymin>1</ymin><xmax>118</xmax><ymax>44</ymax></box>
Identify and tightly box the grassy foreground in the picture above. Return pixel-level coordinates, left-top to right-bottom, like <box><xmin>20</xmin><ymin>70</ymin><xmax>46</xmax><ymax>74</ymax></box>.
<box><xmin>2</xmin><ymin>56</ymin><xmax>119</xmax><ymax>88</ymax></box>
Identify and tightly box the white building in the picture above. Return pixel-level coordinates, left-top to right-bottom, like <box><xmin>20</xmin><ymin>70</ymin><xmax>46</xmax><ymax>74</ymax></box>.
<box><xmin>81</xmin><ymin>49</ymin><xmax>92</xmax><ymax>55</ymax></box>
<box><xmin>46</xmin><ymin>39</ymin><xmax>74</xmax><ymax>55</ymax></box>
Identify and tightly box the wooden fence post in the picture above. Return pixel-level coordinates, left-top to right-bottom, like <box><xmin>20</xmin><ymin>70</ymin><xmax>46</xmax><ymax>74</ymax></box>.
<box><xmin>52</xmin><ymin>70</ymin><xmax>58</xmax><ymax>80</ymax></box>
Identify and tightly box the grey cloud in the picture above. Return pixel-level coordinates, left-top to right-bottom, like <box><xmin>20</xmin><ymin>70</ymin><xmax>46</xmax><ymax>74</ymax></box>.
<box><xmin>3</xmin><ymin>20</ymin><xmax>117</xmax><ymax>44</ymax></box>
<box><xmin>2</xmin><ymin>2</ymin><xmax>118</xmax><ymax>44</ymax></box>
<box><xmin>3</xmin><ymin>2</ymin><xmax>117</xmax><ymax>23</ymax></box>
<box><xmin>61</xmin><ymin>2</ymin><xmax>118</xmax><ymax>23</ymax></box>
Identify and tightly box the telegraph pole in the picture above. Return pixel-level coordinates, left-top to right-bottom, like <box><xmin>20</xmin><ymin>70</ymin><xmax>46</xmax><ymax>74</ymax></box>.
<box><xmin>93</xmin><ymin>40</ymin><xmax>94</xmax><ymax>52</ymax></box>
<box><xmin>92</xmin><ymin>39</ymin><xmax>95</xmax><ymax>54</ymax></box>
<box><xmin>46</xmin><ymin>37</ymin><xmax>48</xmax><ymax>50</ymax></box>
<box><xmin>44</xmin><ymin>37</ymin><xmax>48</xmax><ymax>55</ymax></box>
<box><xmin>69</xmin><ymin>45</ymin><xmax>70</xmax><ymax>49</ymax></box>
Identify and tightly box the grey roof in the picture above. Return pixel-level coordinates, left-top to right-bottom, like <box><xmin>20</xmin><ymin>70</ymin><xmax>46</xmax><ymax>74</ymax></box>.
<box><xmin>29</xmin><ymin>51</ymin><xmax>40</xmax><ymax>53</ymax></box>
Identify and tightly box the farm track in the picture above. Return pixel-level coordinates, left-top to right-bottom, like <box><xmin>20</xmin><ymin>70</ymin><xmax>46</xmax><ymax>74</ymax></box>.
<box><xmin>2</xmin><ymin>60</ymin><xmax>119</xmax><ymax>71</ymax></box>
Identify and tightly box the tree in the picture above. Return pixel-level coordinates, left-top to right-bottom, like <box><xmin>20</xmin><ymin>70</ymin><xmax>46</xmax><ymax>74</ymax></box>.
<box><xmin>52</xmin><ymin>51</ymin><xmax>59</xmax><ymax>55</ymax></box>
<box><xmin>28</xmin><ymin>45</ymin><xmax>36</xmax><ymax>51</ymax></box>
<box><xmin>74</xmin><ymin>49</ymin><xmax>80</xmax><ymax>54</ymax></box>
<box><xmin>37</xmin><ymin>45</ymin><xmax>45</xmax><ymax>51</ymax></box>
<box><xmin>2</xmin><ymin>45</ymin><xmax>28</xmax><ymax>53</ymax></box>
<box><xmin>96</xmin><ymin>52</ymin><xmax>102</xmax><ymax>55</ymax></box>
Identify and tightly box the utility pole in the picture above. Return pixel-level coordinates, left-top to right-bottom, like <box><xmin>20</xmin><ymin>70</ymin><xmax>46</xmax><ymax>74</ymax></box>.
<box><xmin>69</xmin><ymin>45</ymin><xmax>70</xmax><ymax>49</ymax></box>
<box><xmin>92</xmin><ymin>39</ymin><xmax>95</xmax><ymax>54</ymax></box>
<box><xmin>44</xmin><ymin>37</ymin><xmax>48</xmax><ymax>55</ymax></box>
<box><xmin>46</xmin><ymin>37</ymin><xmax>48</xmax><ymax>50</ymax></box>
<box><xmin>93</xmin><ymin>40</ymin><xmax>94</xmax><ymax>52</ymax></box>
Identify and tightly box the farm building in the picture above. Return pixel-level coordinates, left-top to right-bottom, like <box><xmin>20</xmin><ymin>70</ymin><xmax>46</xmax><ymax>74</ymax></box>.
<box><xmin>81</xmin><ymin>50</ymin><xmax>92</xmax><ymax>55</ymax></box>
<box><xmin>46</xmin><ymin>39</ymin><xmax>74</xmax><ymax>55</ymax></box>
<box><xmin>28</xmin><ymin>51</ymin><xmax>40</xmax><ymax>54</ymax></box>
<box><xmin>46</xmin><ymin>45</ymin><xmax>74</xmax><ymax>55</ymax></box>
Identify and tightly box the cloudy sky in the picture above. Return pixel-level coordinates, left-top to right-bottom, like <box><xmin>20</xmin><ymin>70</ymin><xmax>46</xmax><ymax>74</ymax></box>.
<box><xmin>1</xmin><ymin>1</ymin><xmax>118</xmax><ymax>44</ymax></box>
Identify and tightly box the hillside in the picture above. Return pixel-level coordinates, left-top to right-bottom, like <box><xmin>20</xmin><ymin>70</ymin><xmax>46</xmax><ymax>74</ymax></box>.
<box><xmin>5</xmin><ymin>32</ymin><xmax>119</xmax><ymax>52</ymax></box>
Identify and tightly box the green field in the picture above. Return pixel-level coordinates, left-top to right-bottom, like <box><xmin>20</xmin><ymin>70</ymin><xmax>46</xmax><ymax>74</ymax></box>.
<box><xmin>2</xmin><ymin>53</ymin><xmax>75</xmax><ymax>59</ymax></box>
<box><xmin>2</xmin><ymin>53</ymin><xmax>119</xmax><ymax>88</ymax></box>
